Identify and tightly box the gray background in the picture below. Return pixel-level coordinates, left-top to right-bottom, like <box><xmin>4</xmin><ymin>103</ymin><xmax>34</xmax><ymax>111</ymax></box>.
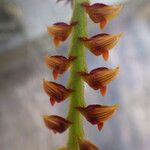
<box><xmin>0</xmin><ymin>0</ymin><xmax>150</xmax><ymax>150</ymax></box>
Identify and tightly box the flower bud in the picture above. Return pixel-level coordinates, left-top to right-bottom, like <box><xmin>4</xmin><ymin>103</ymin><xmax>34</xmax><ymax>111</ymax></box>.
<box><xmin>79</xmin><ymin>139</ymin><xmax>99</xmax><ymax>150</ymax></box>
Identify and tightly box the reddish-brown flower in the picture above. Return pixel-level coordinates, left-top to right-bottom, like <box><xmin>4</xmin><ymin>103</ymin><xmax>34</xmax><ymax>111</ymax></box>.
<box><xmin>43</xmin><ymin>115</ymin><xmax>72</xmax><ymax>134</ymax></box>
<box><xmin>77</xmin><ymin>104</ymin><xmax>119</xmax><ymax>131</ymax></box>
<box><xmin>79</xmin><ymin>33</ymin><xmax>122</xmax><ymax>61</ymax></box>
<box><xmin>82</xmin><ymin>3</ymin><xmax>122</xmax><ymax>29</ymax></box>
<box><xmin>45</xmin><ymin>55</ymin><xmax>76</xmax><ymax>80</ymax></box>
<box><xmin>47</xmin><ymin>22</ymin><xmax>76</xmax><ymax>47</ymax></box>
<box><xmin>79</xmin><ymin>139</ymin><xmax>99</xmax><ymax>150</ymax></box>
<box><xmin>43</xmin><ymin>79</ymin><xmax>74</xmax><ymax>106</ymax></box>
<box><xmin>78</xmin><ymin>67</ymin><xmax>119</xmax><ymax>96</ymax></box>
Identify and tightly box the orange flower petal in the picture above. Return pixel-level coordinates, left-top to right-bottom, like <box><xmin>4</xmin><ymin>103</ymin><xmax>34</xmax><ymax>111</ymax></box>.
<box><xmin>47</xmin><ymin>22</ymin><xmax>76</xmax><ymax>47</ymax></box>
<box><xmin>43</xmin><ymin>79</ymin><xmax>74</xmax><ymax>106</ymax></box>
<box><xmin>78</xmin><ymin>67</ymin><xmax>119</xmax><ymax>96</ymax></box>
<box><xmin>82</xmin><ymin>2</ymin><xmax>122</xmax><ymax>29</ymax></box>
<box><xmin>45</xmin><ymin>55</ymin><xmax>76</xmax><ymax>80</ymax></box>
<box><xmin>76</xmin><ymin>104</ymin><xmax>119</xmax><ymax>130</ymax></box>
<box><xmin>80</xmin><ymin>33</ymin><xmax>122</xmax><ymax>60</ymax></box>
<box><xmin>43</xmin><ymin>115</ymin><xmax>72</xmax><ymax>134</ymax></box>
<box><xmin>79</xmin><ymin>139</ymin><xmax>99</xmax><ymax>150</ymax></box>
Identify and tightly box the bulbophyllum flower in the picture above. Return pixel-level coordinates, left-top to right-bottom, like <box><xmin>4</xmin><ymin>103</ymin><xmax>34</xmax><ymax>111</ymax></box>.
<box><xmin>76</xmin><ymin>104</ymin><xmax>119</xmax><ymax>131</ymax></box>
<box><xmin>45</xmin><ymin>55</ymin><xmax>76</xmax><ymax>80</ymax></box>
<box><xmin>79</xmin><ymin>33</ymin><xmax>122</xmax><ymax>61</ymax></box>
<box><xmin>78</xmin><ymin>67</ymin><xmax>119</xmax><ymax>96</ymax></box>
<box><xmin>43</xmin><ymin>79</ymin><xmax>74</xmax><ymax>106</ymax></box>
<box><xmin>43</xmin><ymin>115</ymin><xmax>72</xmax><ymax>134</ymax></box>
<box><xmin>47</xmin><ymin>22</ymin><xmax>77</xmax><ymax>47</ymax></box>
<box><xmin>81</xmin><ymin>3</ymin><xmax>122</xmax><ymax>29</ymax></box>
<box><xmin>79</xmin><ymin>139</ymin><xmax>99</xmax><ymax>150</ymax></box>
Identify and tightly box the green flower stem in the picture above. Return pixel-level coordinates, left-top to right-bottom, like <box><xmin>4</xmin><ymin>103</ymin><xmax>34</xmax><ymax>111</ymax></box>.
<box><xmin>67</xmin><ymin>0</ymin><xmax>89</xmax><ymax>149</ymax></box>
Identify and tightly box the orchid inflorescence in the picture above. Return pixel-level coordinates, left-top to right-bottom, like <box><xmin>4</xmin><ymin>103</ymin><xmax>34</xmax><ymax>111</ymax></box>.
<box><xmin>42</xmin><ymin>1</ymin><xmax>122</xmax><ymax>150</ymax></box>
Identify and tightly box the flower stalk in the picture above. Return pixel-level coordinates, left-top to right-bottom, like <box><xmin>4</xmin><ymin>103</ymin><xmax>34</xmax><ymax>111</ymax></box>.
<box><xmin>67</xmin><ymin>0</ymin><xmax>89</xmax><ymax>149</ymax></box>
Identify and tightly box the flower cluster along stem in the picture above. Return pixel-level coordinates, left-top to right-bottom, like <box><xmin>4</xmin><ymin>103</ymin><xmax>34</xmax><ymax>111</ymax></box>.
<box><xmin>42</xmin><ymin>1</ymin><xmax>122</xmax><ymax>149</ymax></box>
<box><xmin>67</xmin><ymin>0</ymin><xmax>89</xmax><ymax>149</ymax></box>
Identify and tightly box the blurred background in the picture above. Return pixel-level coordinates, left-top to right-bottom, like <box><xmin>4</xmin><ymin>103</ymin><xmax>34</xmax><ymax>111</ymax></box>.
<box><xmin>0</xmin><ymin>0</ymin><xmax>150</xmax><ymax>150</ymax></box>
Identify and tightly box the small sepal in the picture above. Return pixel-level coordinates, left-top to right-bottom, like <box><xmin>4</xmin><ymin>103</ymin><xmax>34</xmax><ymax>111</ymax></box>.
<box><xmin>78</xmin><ymin>67</ymin><xmax>119</xmax><ymax>96</ymax></box>
<box><xmin>79</xmin><ymin>33</ymin><xmax>122</xmax><ymax>61</ymax></box>
<box><xmin>82</xmin><ymin>2</ymin><xmax>122</xmax><ymax>29</ymax></box>
<box><xmin>45</xmin><ymin>55</ymin><xmax>76</xmax><ymax>80</ymax></box>
<box><xmin>76</xmin><ymin>104</ymin><xmax>119</xmax><ymax>131</ymax></box>
<box><xmin>43</xmin><ymin>79</ymin><xmax>74</xmax><ymax>106</ymax></box>
<box><xmin>43</xmin><ymin>115</ymin><xmax>72</xmax><ymax>134</ymax></box>
<box><xmin>47</xmin><ymin>22</ymin><xmax>76</xmax><ymax>47</ymax></box>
